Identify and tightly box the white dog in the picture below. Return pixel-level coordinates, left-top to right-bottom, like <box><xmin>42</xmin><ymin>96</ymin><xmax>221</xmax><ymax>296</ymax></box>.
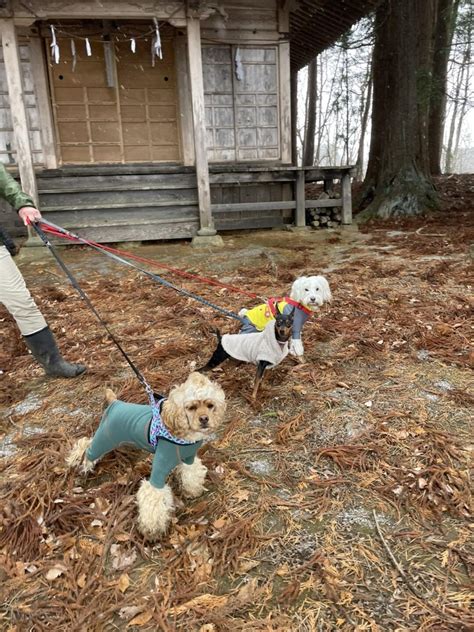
<box><xmin>288</xmin><ymin>275</ymin><xmax>332</xmax><ymax>357</ymax></box>
<box><xmin>238</xmin><ymin>275</ymin><xmax>331</xmax><ymax>360</ymax></box>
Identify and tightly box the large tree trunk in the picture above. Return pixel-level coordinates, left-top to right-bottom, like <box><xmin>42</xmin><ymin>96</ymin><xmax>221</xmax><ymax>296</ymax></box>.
<box><xmin>429</xmin><ymin>0</ymin><xmax>459</xmax><ymax>175</ymax></box>
<box><xmin>303</xmin><ymin>58</ymin><xmax>317</xmax><ymax>166</ymax></box>
<box><xmin>361</xmin><ymin>0</ymin><xmax>439</xmax><ymax>219</ymax></box>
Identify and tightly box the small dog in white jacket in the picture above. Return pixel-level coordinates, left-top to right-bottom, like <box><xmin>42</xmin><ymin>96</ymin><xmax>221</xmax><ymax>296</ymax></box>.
<box><xmin>237</xmin><ymin>275</ymin><xmax>332</xmax><ymax>361</ymax></box>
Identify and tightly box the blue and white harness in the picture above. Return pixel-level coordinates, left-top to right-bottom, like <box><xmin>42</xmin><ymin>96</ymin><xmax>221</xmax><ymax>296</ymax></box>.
<box><xmin>148</xmin><ymin>396</ymin><xmax>197</xmax><ymax>448</ymax></box>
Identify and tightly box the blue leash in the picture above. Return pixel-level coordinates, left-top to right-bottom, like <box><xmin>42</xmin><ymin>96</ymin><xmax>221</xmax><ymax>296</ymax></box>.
<box><xmin>38</xmin><ymin>219</ymin><xmax>245</xmax><ymax>324</ymax></box>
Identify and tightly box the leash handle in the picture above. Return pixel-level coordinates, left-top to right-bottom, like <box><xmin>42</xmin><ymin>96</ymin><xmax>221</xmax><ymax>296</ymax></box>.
<box><xmin>31</xmin><ymin>221</ymin><xmax>153</xmax><ymax>393</ymax></box>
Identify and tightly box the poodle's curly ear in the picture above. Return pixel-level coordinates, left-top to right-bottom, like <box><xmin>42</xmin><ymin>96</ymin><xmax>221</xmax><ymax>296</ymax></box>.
<box><xmin>210</xmin><ymin>381</ymin><xmax>226</xmax><ymax>419</ymax></box>
<box><xmin>162</xmin><ymin>385</ymin><xmax>186</xmax><ymax>435</ymax></box>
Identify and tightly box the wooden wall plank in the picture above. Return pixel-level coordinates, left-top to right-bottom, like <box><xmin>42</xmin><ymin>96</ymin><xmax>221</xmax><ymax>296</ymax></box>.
<box><xmin>175</xmin><ymin>36</ymin><xmax>194</xmax><ymax>166</ymax></box>
<box><xmin>29</xmin><ymin>37</ymin><xmax>57</xmax><ymax>168</ymax></box>
<box><xmin>0</xmin><ymin>19</ymin><xmax>38</xmax><ymax>202</ymax></box>
<box><xmin>279</xmin><ymin>41</ymin><xmax>291</xmax><ymax>164</ymax></box>
<box><xmin>212</xmin><ymin>200</ymin><xmax>295</xmax><ymax>213</ymax></box>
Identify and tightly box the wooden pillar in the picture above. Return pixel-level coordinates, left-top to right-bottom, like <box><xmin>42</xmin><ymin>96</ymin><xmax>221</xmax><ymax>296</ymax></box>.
<box><xmin>0</xmin><ymin>19</ymin><xmax>38</xmax><ymax>203</ymax></box>
<box><xmin>186</xmin><ymin>17</ymin><xmax>215</xmax><ymax>236</ymax></box>
<box><xmin>175</xmin><ymin>36</ymin><xmax>195</xmax><ymax>167</ymax></box>
<box><xmin>295</xmin><ymin>169</ymin><xmax>306</xmax><ymax>227</ymax></box>
<box><xmin>290</xmin><ymin>69</ymin><xmax>298</xmax><ymax>166</ymax></box>
<box><xmin>29</xmin><ymin>37</ymin><xmax>57</xmax><ymax>169</ymax></box>
<box><xmin>278</xmin><ymin>1</ymin><xmax>291</xmax><ymax>165</ymax></box>
<box><xmin>341</xmin><ymin>172</ymin><xmax>353</xmax><ymax>224</ymax></box>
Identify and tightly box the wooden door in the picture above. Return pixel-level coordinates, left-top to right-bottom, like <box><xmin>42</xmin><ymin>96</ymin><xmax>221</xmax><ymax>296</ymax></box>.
<box><xmin>47</xmin><ymin>35</ymin><xmax>181</xmax><ymax>164</ymax></box>
<box><xmin>203</xmin><ymin>45</ymin><xmax>280</xmax><ymax>162</ymax></box>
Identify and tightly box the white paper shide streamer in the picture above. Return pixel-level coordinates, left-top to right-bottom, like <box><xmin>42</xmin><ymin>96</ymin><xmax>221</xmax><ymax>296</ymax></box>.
<box><xmin>71</xmin><ymin>39</ymin><xmax>77</xmax><ymax>72</ymax></box>
<box><xmin>85</xmin><ymin>37</ymin><xmax>92</xmax><ymax>57</ymax></box>
<box><xmin>151</xmin><ymin>17</ymin><xmax>162</xmax><ymax>66</ymax></box>
<box><xmin>131</xmin><ymin>38</ymin><xmax>136</xmax><ymax>53</ymax></box>
<box><xmin>234</xmin><ymin>47</ymin><xmax>243</xmax><ymax>81</ymax></box>
<box><xmin>50</xmin><ymin>25</ymin><xmax>60</xmax><ymax>64</ymax></box>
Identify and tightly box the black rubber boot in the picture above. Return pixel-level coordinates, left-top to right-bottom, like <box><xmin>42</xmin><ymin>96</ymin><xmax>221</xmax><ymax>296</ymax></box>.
<box><xmin>23</xmin><ymin>326</ymin><xmax>86</xmax><ymax>378</ymax></box>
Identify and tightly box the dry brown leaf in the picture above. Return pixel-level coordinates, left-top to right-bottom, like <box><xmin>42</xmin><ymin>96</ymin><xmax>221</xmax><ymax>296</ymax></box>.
<box><xmin>45</xmin><ymin>565</ymin><xmax>67</xmax><ymax>581</ymax></box>
<box><xmin>127</xmin><ymin>610</ymin><xmax>154</xmax><ymax>627</ymax></box>
<box><xmin>276</xmin><ymin>564</ymin><xmax>289</xmax><ymax>577</ymax></box>
<box><xmin>77</xmin><ymin>573</ymin><xmax>87</xmax><ymax>588</ymax></box>
<box><xmin>292</xmin><ymin>384</ymin><xmax>308</xmax><ymax>395</ymax></box>
<box><xmin>114</xmin><ymin>533</ymin><xmax>131</xmax><ymax>542</ymax></box>
<box><xmin>117</xmin><ymin>573</ymin><xmax>130</xmax><ymax>593</ymax></box>
<box><xmin>119</xmin><ymin>606</ymin><xmax>143</xmax><ymax>621</ymax></box>
<box><xmin>233</xmin><ymin>577</ymin><xmax>259</xmax><ymax>603</ymax></box>
<box><xmin>239</xmin><ymin>559</ymin><xmax>260</xmax><ymax>573</ymax></box>
<box><xmin>169</xmin><ymin>594</ymin><xmax>228</xmax><ymax>616</ymax></box>
<box><xmin>232</xmin><ymin>489</ymin><xmax>250</xmax><ymax>503</ymax></box>
<box><xmin>212</xmin><ymin>517</ymin><xmax>227</xmax><ymax>529</ymax></box>
<box><xmin>418</xmin><ymin>477</ymin><xmax>428</xmax><ymax>489</ymax></box>
<box><xmin>111</xmin><ymin>544</ymin><xmax>137</xmax><ymax>571</ymax></box>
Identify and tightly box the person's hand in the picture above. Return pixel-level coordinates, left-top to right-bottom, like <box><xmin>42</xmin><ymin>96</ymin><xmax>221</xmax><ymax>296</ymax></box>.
<box><xmin>18</xmin><ymin>206</ymin><xmax>42</xmax><ymax>225</ymax></box>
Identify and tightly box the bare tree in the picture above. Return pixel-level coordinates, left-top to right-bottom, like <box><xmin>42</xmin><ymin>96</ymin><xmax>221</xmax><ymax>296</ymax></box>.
<box><xmin>444</xmin><ymin>1</ymin><xmax>473</xmax><ymax>172</ymax></box>
<box><xmin>429</xmin><ymin>0</ymin><xmax>460</xmax><ymax>175</ymax></box>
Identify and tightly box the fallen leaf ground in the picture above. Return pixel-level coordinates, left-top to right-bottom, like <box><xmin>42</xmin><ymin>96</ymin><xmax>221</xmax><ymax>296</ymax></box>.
<box><xmin>0</xmin><ymin>179</ymin><xmax>473</xmax><ymax>631</ymax></box>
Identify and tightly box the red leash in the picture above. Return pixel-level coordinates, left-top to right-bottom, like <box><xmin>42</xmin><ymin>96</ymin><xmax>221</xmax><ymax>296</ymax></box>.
<box><xmin>39</xmin><ymin>222</ymin><xmax>260</xmax><ymax>300</ymax></box>
<box><xmin>266</xmin><ymin>296</ymin><xmax>313</xmax><ymax>317</ymax></box>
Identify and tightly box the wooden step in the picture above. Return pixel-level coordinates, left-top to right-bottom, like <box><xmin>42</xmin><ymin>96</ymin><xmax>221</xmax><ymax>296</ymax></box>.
<box><xmin>45</xmin><ymin>220</ymin><xmax>199</xmax><ymax>243</ymax></box>
<box><xmin>41</xmin><ymin>205</ymin><xmax>199</xmax><ymax>227</ymax></box>
<box><xmin>37</xmin><ymin>172</ymin><xmax>197</xmax><ymax>192</ymax></box>
<box><xmin>39</xmin><ymin>163</ymin><xmax>195</xmax><ymax>177</ymax></box>
<box><xmin>40</xmin><ymin>191</ymin><xmax>198</xmax><ymax>213</ymax></box>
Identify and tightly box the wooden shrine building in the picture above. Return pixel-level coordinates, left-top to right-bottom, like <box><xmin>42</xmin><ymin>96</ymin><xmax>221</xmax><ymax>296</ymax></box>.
<box><xmin>0</xmin><ymin>0</ymin><xmax>377</xmax><ymax>243</ymax></box>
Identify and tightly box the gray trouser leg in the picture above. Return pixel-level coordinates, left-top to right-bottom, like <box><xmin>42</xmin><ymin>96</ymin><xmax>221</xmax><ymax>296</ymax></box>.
<box><xmin>0</xmin><ymin>245</ymin><xmax>47</xmax><ymax>336</ymax></box>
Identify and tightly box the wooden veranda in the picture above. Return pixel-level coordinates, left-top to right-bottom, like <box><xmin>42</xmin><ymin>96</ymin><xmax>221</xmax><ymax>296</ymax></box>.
<box><xmin>0</xmin><ymin>0</ymin><xmax>377</xmax><ymax>243</ymax></box>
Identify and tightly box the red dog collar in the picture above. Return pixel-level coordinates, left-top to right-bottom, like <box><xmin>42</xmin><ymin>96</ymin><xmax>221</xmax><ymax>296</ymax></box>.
<box><xmin>267</xmin><ymin>296</ymin><xmax>313</xmax><ymax>317</ymax></box>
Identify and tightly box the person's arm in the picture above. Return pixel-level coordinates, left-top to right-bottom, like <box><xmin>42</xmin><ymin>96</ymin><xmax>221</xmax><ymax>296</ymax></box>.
<box><xmin>0</xmin><ymin>164</ymin><xmax>41</xmax><ymax>225</ymax></box>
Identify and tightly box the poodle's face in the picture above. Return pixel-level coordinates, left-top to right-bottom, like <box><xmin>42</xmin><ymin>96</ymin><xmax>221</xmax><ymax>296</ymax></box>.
<box><xmin>290</xmin><ymin>275</ymin><xmax>332</xmax><ymax>311</ymax></box>
<box><xmin>163</xmin><ymin>372</ymin><xmax>226</xmax><ymax>442</ymax></box>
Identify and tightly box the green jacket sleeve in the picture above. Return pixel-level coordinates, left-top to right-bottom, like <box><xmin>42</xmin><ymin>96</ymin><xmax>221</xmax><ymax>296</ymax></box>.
<box><xmin>0</xmin><ymin>164</ymin><xmax>36</xmax><ymax>211</ymax></box>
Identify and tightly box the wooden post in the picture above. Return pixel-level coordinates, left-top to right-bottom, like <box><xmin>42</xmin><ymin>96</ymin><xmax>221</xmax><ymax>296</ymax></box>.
<box><xmin>278</xmin><ymin>1</ymin><xmax>291</xmax><ymax>164</ymax></box>
<box><xmin>1</xmin><ymin>19</ymin><xmax>38</xmax><ymax>203</ymax></box>
<box><xmin>175</xmin><ymin>36</ymin><xmax>195</xmax><ymax>167</ymax></box>
<box><xmin>341</xmin><ymin>172</ymin><xmax>352</xmax><ymax>224</ymax></box>
<box><xmin>290</xmin><ymin>69</ymin><xmax>298</xmax><ymax>166</ymax></box>
<box><xmin>295</xmin><ymin>169</ymin><xmax>306</xmax><ymax>227</ymax></box>
<box><xmin>29</xmin><ymin>37</ymin><xmax>57</xmax><ymax>169</ymax></box>
<box><xmin>186</xmin><ymin>16</ymin><xmax>215</xmax><ymax>237</ymax></box>
<box><xmin>323</xmin><ymin>178</ymin><xmax>334</xmax><ymax>196</ymax></box>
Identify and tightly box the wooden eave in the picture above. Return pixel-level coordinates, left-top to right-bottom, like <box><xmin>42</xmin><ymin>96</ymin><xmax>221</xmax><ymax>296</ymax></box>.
<box><xmin>289</xmin><ymin>0</ymin><xmax>380</xmax><ymax>70</ymax></box>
